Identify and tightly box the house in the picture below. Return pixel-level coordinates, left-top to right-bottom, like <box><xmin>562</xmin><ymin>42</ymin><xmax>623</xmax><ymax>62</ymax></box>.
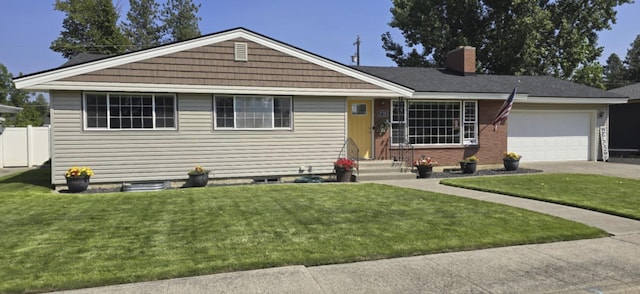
<box><xmin>13</xmin><ymin>28</ymin><xmax>628</xmax><ymax>187</ymax></box>
<box><xmin>609</xmin><ymin>83</ymin><xmax>640</xmax><ymax>155</ymax></box>
<box><xmin>0</xmin><ymin>104</ymin><xmax>22</xmax><ymax>114</ymax></box>
<box><xmin>0</xmin><ymin>104</ymin><xmax>22</xmax><ymax>134</ymax></box>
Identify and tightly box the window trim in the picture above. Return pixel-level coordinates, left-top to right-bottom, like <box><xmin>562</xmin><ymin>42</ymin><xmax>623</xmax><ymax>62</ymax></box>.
<box><xmin>82</xmin><ymin>92</ymin><xmax>177</xmax><ymax>131</ymax></box>
<box><xmin>213</xmin><ymin>95</ymin><xmax>293</xmax><ymax>130</ymax></box>
<box><xmin>390</xmin><ymin>99</ymin><xmax>478</xmax><ymax>146</ymax></box>
<box><xmin>462</xmin><ymin>101</ymin><xmax>478</xmax><ymax>145</ymax></box>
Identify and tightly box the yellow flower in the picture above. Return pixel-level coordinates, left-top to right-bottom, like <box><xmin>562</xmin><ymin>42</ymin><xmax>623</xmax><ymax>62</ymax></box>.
<box><xmin>65</xmin><ymin>166</ymin><xmax>94</xmax><ymax>178</ymax></box>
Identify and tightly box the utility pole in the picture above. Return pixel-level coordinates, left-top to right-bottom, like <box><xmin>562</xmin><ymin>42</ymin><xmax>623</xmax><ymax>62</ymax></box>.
<box><xmin>352</xmin><ymin>35</ymin><xmax>360</xmax><ymax>65</ymax></box>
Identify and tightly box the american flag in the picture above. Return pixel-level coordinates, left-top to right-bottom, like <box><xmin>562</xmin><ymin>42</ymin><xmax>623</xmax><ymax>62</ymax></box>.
<box><xmin>492</xmin><ymin>86</ymin><xmax>517</xmax><ymax>131</ymax></box>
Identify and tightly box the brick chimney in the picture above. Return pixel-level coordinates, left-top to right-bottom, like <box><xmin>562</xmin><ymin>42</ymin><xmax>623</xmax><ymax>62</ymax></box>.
<box><xmin>445</xmin><ymin>46</ymin><xmax>476</xmax><ymax>75</ymax></box>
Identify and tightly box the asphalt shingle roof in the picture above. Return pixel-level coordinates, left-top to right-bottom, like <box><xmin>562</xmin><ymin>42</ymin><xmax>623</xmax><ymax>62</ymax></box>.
<box><xmin>354</xmin><ymin>66</ymin><xmax>626</xmax><ymax>99</ymax></box>
<box><xmin>60</xmin><ymin>53</ymin><xmax>110</xmax><ymax>67</ymax></box>
<box><xmin>609</xmin><ymin>83</ymin><xmax>640</xmax><ymax>99</ymax></box>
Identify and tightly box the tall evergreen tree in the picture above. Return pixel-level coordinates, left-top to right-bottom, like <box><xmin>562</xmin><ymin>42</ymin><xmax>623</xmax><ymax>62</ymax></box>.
<box><xmin>625</xmin><ymin>34</ymin><xmax>640</xmax><ymax>82</ymax></box>
<box><xmin>604</xmin><ymin>53</ymin><xmax>629</xmax><ymax>89</ymax></box>
<box><xmin>161</xmin><ymin>0</ymin><xmax>202</xmax><ymax>42</ymax></box>
<box><xmin>121</xmin><ymin>0</ymin><xmax>163</xmax><ymax>50</ymax></box>
<box><xmin>50</xmin><ymin>0</ymin><xmax>130</xmax><ymax>58</ymax></box>
<box><xmin>383</xmin><ymin>0</ymin><xmax>631</xmax><ymax>79</ymax></box>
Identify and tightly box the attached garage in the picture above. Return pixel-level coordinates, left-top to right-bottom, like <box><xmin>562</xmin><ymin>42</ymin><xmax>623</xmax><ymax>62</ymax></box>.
<box><xmin>507</xmin><ymin>111</ymin><xmax>593</xmax><ymax>162</ymax></box>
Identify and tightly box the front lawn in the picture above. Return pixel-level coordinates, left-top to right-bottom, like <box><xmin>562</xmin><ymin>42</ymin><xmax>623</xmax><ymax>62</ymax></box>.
<box><xmin>0</xmin><ymin>169</ymin><xmax>607</xmax><ymax>293</ymax></box>
<box><xmin>441</xmin><ymin>173</ymin><xmax>640</xmax><ymax>220</ymax></box>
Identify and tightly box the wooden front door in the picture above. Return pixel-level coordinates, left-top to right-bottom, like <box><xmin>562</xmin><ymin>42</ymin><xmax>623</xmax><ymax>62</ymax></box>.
<box><xmin>347</xmin><ymin>100</ymin><xmax>372</xmax><ymax>159</ymax></box>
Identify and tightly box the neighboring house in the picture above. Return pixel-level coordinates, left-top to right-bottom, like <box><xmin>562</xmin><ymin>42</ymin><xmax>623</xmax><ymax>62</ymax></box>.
<box><xmin>0</xmin><ymin>104</ymin><xmax>22</xmax><ymax>114</ymax></box>
<box><xmin>0</xmin><ymin>104</ymin><xmax>22</xmax><ymax>133</ymax></box>
<box><xmin>609</xmin><ymin>83</ymin><xmax>640</xmax><ymax>154</ymax></box>
<box><xmin>13</xmin><ymin>28</ymin><xmax>628</xmax><ymax>187</ymax></box>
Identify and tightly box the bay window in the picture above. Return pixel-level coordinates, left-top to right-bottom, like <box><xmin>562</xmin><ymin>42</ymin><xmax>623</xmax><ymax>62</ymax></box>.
<box><xmin>391</xmin><ymin>100</ymin><xmax>478</xmax><ymax>145</ymax></box>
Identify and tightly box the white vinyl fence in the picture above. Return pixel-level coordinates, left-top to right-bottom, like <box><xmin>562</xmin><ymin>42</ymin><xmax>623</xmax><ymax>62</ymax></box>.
<box><xmin>0</xmin><ymin>125</ymin><xmax>50</xmax><ymax>168</ymax></box>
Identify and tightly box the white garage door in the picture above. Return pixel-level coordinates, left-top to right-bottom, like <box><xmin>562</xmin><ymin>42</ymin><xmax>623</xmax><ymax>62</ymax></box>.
<box><xmin>507</xmin><ymin>111</ymin><xmax>591</xmax><ymax>162</ymax></box>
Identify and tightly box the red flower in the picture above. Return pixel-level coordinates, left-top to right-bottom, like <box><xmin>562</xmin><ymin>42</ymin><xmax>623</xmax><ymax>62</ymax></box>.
<box><xmin>334</xmin><ymin>158</ymin><xmax>356</xmax><ymax>170</ymax></box>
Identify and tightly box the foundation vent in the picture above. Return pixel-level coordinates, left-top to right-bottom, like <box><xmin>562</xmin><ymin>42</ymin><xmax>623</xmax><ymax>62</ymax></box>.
<box><xmin>235</xmin><ymin>42</ymin><xmax>248</xmax><ymax>61</ymax></box>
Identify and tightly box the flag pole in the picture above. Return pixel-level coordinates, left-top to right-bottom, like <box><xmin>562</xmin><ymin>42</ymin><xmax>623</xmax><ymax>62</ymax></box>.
<box><xmin>492</xmin><ymin>79</ymin><xmax>520</xmax><ymax>131</ymax></box>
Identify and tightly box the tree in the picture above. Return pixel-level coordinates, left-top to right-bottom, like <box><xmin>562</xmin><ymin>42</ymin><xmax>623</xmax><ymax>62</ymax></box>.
<box><xmin>50</xmin><ymin>0</ymin><xmax>130</xmax><ymax>58</ymax></box>
<box><xmin>625</xmin><ymin>34</ymin><xmax>640</xmax><ymax>82</ymax></box>
<box><xmin>121</xmin><ymin>0</ymin><xmax>163</xmax><ymax>50</ymax></box>
<box><xmin>11</xmin><ymin>105</ymin><xmax>45</xmax><ymax>127</ymax></box>
<box><xmin>0</xmin><ymin>64</ymin><xmax>29</xmax><ymax>108</ymax></box>
<box><xmin>383</xmin><ymin>0</ymin><xmax>631</xmax><ymax>79</ymax></box>
<box><xmin>480</xmin><ymin>1</ymin><xmax>554</xmax><ymax>76</ymax></box>
<box><xmin>604</xmin><ymin>53</ymin><xmax>629</xmax><ymax>89</ymax></box>
<box><xmin>383</xmin><ymin>0</ymin><xmax>484</xmax><ymax>68</ymax></box>
<box><xmin>0</xmin><ymin>64</ymin><xmax>12</xmax><ymax>105</ymax></box>
<box><xmin>0</xmin><ymin>63</ymin><xmax>45</xmax><ymax>126</ymax></box>
<box><xmin>161</xmin><ymin>0</ymin><xmax>202</xmax><ymax>42</ymax></box>
<box><xmin>571</xmin><ymin>62</ymin><xmax>606</xmax><ymax>89</ymax></box>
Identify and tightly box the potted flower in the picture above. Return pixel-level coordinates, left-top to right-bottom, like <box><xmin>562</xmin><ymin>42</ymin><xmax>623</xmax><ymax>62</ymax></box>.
<box><xmin>65</xmin><ymin>166</ymin><xmax>94</xmax><ymax>193</ymax></box>
<box><xmin>188</xmin><ymin>166</ymin><xmax>210</xmax><ymax>187</ymax></box>
<box><xmin>459</xmin><ymin>155</ymin><xmax>478</xmax><ymax>174</ymax></box>
<box><xmin>334</xmin><ymin>158</ymin><xmax>356</xmax><ymax>182</ymax></box>
<box><xmin>413</xmin><ymin>156</ymin><xmax>437</xmax><ymax>178</ymax></box>
<box><xmin>503</xmin><ymin>152</ymin><xmax>522</xmax><ymax>171</ymax></box>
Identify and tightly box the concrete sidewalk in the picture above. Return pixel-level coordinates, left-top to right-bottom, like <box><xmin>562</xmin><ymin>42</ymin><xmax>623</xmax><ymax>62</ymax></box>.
<box><xmin>54</xmin><ymin>161</ymin><xmax>640</xmax><ymax>293</ymax></box>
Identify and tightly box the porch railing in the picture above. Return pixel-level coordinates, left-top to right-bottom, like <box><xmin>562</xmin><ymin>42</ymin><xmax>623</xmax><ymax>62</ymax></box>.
<box><xmin>390</xmin><ymin>141</ymin><xmax>414</xmax><ymax>173</ymax></box>
<box><xmin>338</xmin><ymin>138</ymin><xmax>360</xmax><ymax>175</ymax></box>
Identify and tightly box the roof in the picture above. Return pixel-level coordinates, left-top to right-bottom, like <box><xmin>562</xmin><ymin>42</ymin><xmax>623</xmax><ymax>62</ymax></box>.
<box><xmin>609</xmin><ymin>83</ymin><xmax>640</xmax><ymax>99</ymax></box>
<box><xmin>354</xmin><ymin>66</ymin><xmax>626</xmax><ymax>99</ymax></box>
<box><xmin>0</xmin><ymin>104</ymin><xmax>22</xmax><ymax>114</ymax></box>
<box><xmin>13</xmin><ymin>27</ymin><xmax>627</xmax><ymax>102</ymax></box>
<box><xmin>14</xmin><ymin>27</ymin><xmax>412</xmax><ymax>98</ymax></box>
<box><xmin>60</xmin><ymin>53</ymin><xmax>110</xmax><ymax>67</ymax></box>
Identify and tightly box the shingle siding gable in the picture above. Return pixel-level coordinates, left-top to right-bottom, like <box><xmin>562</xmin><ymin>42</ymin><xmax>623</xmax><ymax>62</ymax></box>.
<box><xmin>60</xmin><ymin>38</ymin><xmax>382</xmax><ymax>90</ymax></box>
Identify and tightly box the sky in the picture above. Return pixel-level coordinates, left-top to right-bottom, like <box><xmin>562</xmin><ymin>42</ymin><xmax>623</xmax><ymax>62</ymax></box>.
<box><xmin>0</xmin><ymin>0</ymin><xmax>638</xmax><ymax>77</ymax></box>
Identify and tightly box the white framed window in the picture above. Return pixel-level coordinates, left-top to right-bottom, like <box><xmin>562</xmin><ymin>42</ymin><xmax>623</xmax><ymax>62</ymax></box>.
<box><xmin>214</xmin><ymin>95</ymin><xmax>292</xmax><ymax>130</ymax></box>
<box><xmin>390</xmin><ymin>100</ymin><xmax>406</xmax><ymax>144</ymax></box>
<box><xmin>84</xmin><ymin>93</ymin><xmax>176</xmax><ymax>130</ymax></box>
<box><xmin>390</xmin><ymin>100</ymin><xmax>478</xmax><ymax>145</ymax></box>
<box><xmin>463</xmin><ymin>101</ymin><xmax>478</xmax><ymax>145</ymax></box>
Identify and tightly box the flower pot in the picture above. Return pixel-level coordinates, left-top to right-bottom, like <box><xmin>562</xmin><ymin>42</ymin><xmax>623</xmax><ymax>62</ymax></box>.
<box><xmin>188</xmin><ymin>173</ymin><xmax>209</xmax><ymax>187</ymax></box>
<box><xmin>66</xmin><ymin>176</ymin><xmax>90</xmax><ymax>193</ymax></box>
<box><xmin>416</xmin><ymin>165</ymin><xmax>433</xmax><ymax>178</ymax></box>
<box><xmin>335</xmin><ymin>167</ymin><xmax>353</xmax><ymax>182</ymax></box>
<box><xmin>460</xmin><ymin>161</ymin><xmax>477</xmax><ymax>174</ymax></box>
<box><xmin>503</xmin><ymin>158</ymin><xmax>520</xmax><ymax>171</ymax></box>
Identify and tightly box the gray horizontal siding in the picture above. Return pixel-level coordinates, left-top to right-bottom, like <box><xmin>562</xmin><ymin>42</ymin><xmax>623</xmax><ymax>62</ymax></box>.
<box><xmin>51</xmin><ymin>91</ymin><xmax>346</xmax><ymax>185</ymax></box>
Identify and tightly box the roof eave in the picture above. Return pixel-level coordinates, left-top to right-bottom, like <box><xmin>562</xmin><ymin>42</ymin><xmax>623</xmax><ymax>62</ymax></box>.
<box><xmin>0</xmin><ymin>104</ymin><xmax>22</xmax><ymax>113</ymax></box>
<box><xmin>520</xmin><ymin>97</ymin><xmax>629</xmax><ymax>104</ymax></box>
<box><xmin>28</xmin><ymin>81</ymin><xmax>405</xmax><ymax>97</ymax></box>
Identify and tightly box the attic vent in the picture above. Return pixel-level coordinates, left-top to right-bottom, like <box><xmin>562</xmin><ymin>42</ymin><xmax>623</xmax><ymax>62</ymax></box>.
<box><xmin>234</xmin><ymin>42</ymin><xmax>248</xmax><ymax>61</ymax></box>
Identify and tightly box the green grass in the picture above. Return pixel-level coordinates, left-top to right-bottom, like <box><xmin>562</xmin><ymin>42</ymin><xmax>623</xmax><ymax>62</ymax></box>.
<box><xmin>0</xmin><ymin>169</ymin><xmax>607</xmax><ymax>293</ymax></box>
<box><xmin>441</xmin><ymin>173</ymin><xmax>640</xmax><ymax>220</ymax></box>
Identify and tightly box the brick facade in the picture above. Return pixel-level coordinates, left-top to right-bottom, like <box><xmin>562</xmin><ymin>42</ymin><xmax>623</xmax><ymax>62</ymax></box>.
<box><xmin>373</xmin><ymin>98</ymin><xmax>507</xmax><ymax>166</ymax></box>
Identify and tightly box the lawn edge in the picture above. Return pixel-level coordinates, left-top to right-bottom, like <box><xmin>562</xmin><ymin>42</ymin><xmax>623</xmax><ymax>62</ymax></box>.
<box><xmin>439</xmin><ymin>179</ymin><xmax>640</xmax><ymax>221</ymax></box>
